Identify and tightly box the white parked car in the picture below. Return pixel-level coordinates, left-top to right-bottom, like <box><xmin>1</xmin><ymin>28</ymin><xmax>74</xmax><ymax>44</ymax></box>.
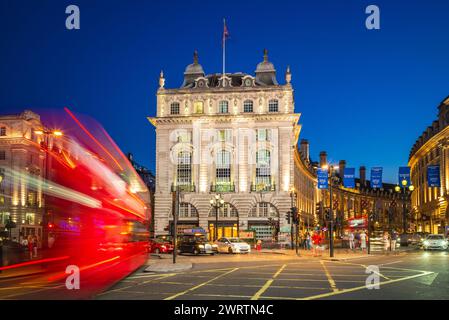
<box><xmin>215</xmin><ymin>237</ymin><xmax>251</xmax><ymax>254</ymax></box>
<box><xmin>422</xmin><ymin>234</ymin><xmax>448</xmax><ymax>251</ymax></box>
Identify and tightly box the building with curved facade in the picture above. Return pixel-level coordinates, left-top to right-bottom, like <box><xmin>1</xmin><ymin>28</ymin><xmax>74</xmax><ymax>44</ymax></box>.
<box><xmin>149</xmin><ymin>50</ymin><xmax>317</xmax><ymax>241</ymax></box>
<box><xmin>408</xmin><ymin>95</ymin><xmax>449</xmax><ymax>235</ymax></box>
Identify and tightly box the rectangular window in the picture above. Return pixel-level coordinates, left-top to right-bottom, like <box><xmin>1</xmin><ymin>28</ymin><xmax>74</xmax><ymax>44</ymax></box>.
<box><xmin>217</xmin><ymin>129</ymin><xmax>232</xmax><ymax>142</ymax></box>
<box><xmin>0</xmin><ymin>150</ymin><xmax>5</xmax><ymax>160</ymax></box>
<box><xmin>257</xmin><ymin>129</ymin><xmax>271</xmax><ymax>141</ymax></box>
<box><xmin>218</xmin><ymin>101</ymin><xmax>229</xmax><ymax>114</ymax></box>
<box><xmin>170</xmin><ymin>103</ymin><xmax>180</xmax><ymax>115</ymax></box>
<box><xmin>268</xmin><ymin>100</ymin><xmax>279</xmax><ymax>112</ymax></box>
<box><xmin>0</xmin><ymin>127</ymin><xmax>6</xmax><ymax>136</ymax></box>
<box><xmin>194</xmin><ymin>101</ymin><xmax>204</xmax><ymax>114</ymax></box>
<box><xmin>25</xmin><ymin>213</ymin><xmax>35</xmax><ymax>225</ymax></box>
<box><xmin>243</xmin><ymin>100</ymin><xmax>253</xmax><ymax>113</ymax></box>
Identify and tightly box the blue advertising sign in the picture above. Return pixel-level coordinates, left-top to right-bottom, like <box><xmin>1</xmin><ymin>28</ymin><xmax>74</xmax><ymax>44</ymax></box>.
<box><xmin>427</xmin><ymin>165</ymin><xmax>440</xmax><ymax>187</ymax></box>
<box><xmin>317</xmin><ymin>168</ymin><xmax>328</xmax><ymax>189</ymax></box>
<box><xmin>371</xmin><ymin>167</ymin><xmax>383</xmax><ymax>189</ymax></box>
<box><xmin>398</xmin><ymin>167</ymin><xmax>411</xmax><ymax>186</ymax></box>
<box><xmin>343</xmin><ymin>168</ymin><xmax>355</xmax><ymax>188</ymax></box>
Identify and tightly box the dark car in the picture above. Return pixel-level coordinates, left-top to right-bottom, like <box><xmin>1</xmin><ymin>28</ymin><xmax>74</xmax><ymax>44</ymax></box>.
<box><xmin>148</xmin><ymin>238</ymin><xmax>174</xmax><ymax>254</ymax></box>
<box><xmin>178</xmin><ymin>234</ymin><xmax>217</xmax><ymax>255</ymax></box>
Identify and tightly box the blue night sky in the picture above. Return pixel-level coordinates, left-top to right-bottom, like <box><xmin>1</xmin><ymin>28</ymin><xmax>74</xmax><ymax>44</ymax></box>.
<box><xmin>1</xmin><ymin>0</ymin><xmax>448</xmax><ymax>183</ymax></box>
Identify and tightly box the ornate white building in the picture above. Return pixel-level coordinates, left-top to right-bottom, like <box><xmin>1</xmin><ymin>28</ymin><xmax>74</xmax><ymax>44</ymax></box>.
<box><xmin>0</xmin><ymin>110</ymin><xmax>45</xmax><ymax>241</ymax></box>
<box><xmin>149</xmin><ymin>50</ymin><xmax>317</xmax><ymax>241</ymax></box>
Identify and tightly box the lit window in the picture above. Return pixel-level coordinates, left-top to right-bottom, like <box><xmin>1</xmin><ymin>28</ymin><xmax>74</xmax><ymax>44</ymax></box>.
<box><xmin>217</xmin><ymin>129</ymin><xmax>232</xmax><ymax>142</ymax></box>
<box><xmin>0</xmin><ymin>127</ymin><xmax>6</xmax><ymax>136</ymax></box>
<box><xmin>176</xmin><ymin>151</ymin><xmax>191</xmax><ymax>186</ymax></box>
<box><xmin>243</xmin><ymin>100</ymin><xmax>253</xmax><ymax>113</ymax></box>
<box><xmin>25</xmin><ymin>213</ymin><xmax>35</xmax><ymax>225</ymax></box>
<box><xmin>216</xmin><ymin>150</ymin><xmax>231</xmax><ymax>185</ymax></box>
<box><xmin>170</xmin><ymin>102</ymin><xmax>180</xmax><ymax>115</ymax></box>
<box><xmin>218</xmin><ymin>101</ymin><xmax>229</xmax><ymax>114</ymax></box>
<box><xmin>268</xmin><ymin>99</ymin><xmax>279</xmax><ymax>112</ymax></box>
<box><xmin>256</xmin><ymin>149</ymin><xmax>271</xmax><ymax>187</ymax></box>
<box><xmin>194</xmin><ymin>101</ymin><xmax>204</xmax><ymax>114</ymax></box>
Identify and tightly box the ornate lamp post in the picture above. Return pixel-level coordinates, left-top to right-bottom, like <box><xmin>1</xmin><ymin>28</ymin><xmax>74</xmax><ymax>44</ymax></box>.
<box><xmin>395</xmin><ymin>180</ymin><xmax>414</xmax><ymax>234</ymax></box>
<box><xmin>210</xmin><ymin>194</ymin><xmax>224</xmax><ymax>241</ymax></box>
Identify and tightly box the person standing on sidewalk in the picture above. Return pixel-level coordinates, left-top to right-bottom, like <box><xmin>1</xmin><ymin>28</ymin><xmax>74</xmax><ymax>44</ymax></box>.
<box><xmin>348</xmin><ymin>231</ymin><xmax>355</xmax><ymax>251</ymax></box>
<box><xmin>311</xmin><ymin>231</ymin><xmax>323</xmax><ymax>257</ymax></box>
<box><xmin>360</xmin><ymin>230</ymin><xmax>367</xmax><ymax>253</ymax></box>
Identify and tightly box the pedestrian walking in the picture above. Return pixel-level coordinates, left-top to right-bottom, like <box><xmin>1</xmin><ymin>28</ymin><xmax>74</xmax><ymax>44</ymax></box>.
<box><xmin>391</xmin><ymin>230</ymin><xmax>398</xmax><ymax>253</ymax></box>
<box><xmin>360</xmin><ymin>230</ymin><xmax>367</xmax><ymax>253</ymax></box>
<box><xmin>311</xmin><ymin>231</ymin><xmax>323</xmax><ymax>257</ymax></box>
<box><xmin>27</xmin><ymin>235</ymin><xmax>34</xmax><ymax>260</ymax></box>
<box><xmin>305</xmin><ymin>232</ymin><xmax>311</xmax><ymax>250</ymax></box>
<box><xmin>383</xmin><ymin>231</ymin><xmax>390</xmax><ymax>253</ymax></box>
<box><xmin>348</xmin><ymin>231</ymin><xmax>355</xmax><ymax>251</ymax></box>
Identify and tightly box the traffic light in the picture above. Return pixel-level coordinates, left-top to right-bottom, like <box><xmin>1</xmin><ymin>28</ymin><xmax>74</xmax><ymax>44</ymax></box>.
<box><xmin>285</xmin><ymin>211</ymin><xmax>291</xmax><ymax>224</ymax></box>
<box><xmin>324</xmin><ymin>209</ymin><xmax>331</xmax><ymax>222</ymax></box>
<box><xmin>316</xmin><ymin>201</ymin><xmax>323</xmax><ymax>217</ymax></box>
<box><xmin>291</xmin><ymin>207</ymin><xmax>298</xmax><ymax>224</ymax></box>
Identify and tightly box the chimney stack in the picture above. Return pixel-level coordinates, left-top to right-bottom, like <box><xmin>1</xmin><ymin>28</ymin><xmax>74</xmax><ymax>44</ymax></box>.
<box><xmin>359</xmin><ymin>166</ymin><xmax>366</xmax><ymax>187</ymax></box>
<box><xmin>319</xmin><ymin>151</ymin><xmax>327</xmax><ymax>168</ymax></box>
<box><xmin>300</xmin><ymin>139</ymin><xmax>310</xmax><ymax>161</ymax></box>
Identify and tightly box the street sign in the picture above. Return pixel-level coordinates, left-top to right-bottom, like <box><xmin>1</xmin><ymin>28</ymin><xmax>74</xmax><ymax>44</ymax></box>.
<box><xmin>398</xmin><ymin>166</ymin><xmax>411</xmax><ymax>186</ymax></box>
<box><xmin>343</xmin><ymin>168</ymin><xmax>355</xmax><ymax>188</ymax></box>
<box><xmin>371</xmin><ymin>167</ymin><xmax>383</xmax><ymax>189</ymax></box>
<box><xmin>427</xmin><ymin>165</ymin><xmax>441</xmax><ymax>187</ymax></box>
<box><xmin>317</xmin><ymin>168</ymin><xmax>328</xmax><ymax>189</ymax></box>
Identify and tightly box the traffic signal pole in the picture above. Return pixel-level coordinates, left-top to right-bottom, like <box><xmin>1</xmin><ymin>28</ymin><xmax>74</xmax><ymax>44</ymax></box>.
<box><xmin>328</xmin><ymin>169</ymin><xmax>334</xmax><ymax>258</ymax></box>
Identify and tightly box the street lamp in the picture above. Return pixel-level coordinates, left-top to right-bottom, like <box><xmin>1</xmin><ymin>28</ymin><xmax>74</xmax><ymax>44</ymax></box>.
<box><xmin>35</xmin><ymin>128</ymin><xmax>63</xmax><ymax>248</ymax></box>
<box><xmin>395</xmin><ymin>179</ymin><xmax>414</xmax><ymax>235</ymax></box>
<box><xmin>210</xmin><ymin>194</ymin><xmax>224</xmax><ymax>241</ymax></box>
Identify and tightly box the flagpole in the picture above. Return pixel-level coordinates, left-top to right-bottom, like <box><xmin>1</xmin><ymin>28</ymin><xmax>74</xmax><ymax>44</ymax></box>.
<box><xmin>223</xmin><ymin>18</ymin><xmax>226</xmax><ymax>80</ymax></box>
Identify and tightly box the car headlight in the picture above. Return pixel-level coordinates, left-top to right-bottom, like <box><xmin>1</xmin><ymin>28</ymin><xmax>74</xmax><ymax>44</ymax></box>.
<box><xmin>212</xmin><ymin>244</ymin><xmax>218</xmax><ymax>248</ymax></box>
<box><xmin>161</xmin><ymin>245</ymin><xmax>166</xmax><ymax>249</ymax></box>
<box><xmin>198</xmin><ymin>244</ymin><xmax>204</xmax><ymax>248</ymax></box>
<box><xmin>439</xmin><ymin>240</ymin><xmax>446</xmax><ymax>246</ymax></box>
<box><xmin>423</xmin><ymin>241</ymin><xmax>430</xmax><ymax>246</ymax></box>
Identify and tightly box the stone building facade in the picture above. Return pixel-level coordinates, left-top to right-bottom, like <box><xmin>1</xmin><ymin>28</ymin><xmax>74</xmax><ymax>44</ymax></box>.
<box><xmin>408</xmin><ymin>95</ymin><xmax>449</xmax><ymax>235</ymax></box>
<box><xmin>318</xmin><ymin>152</ymin><xmax>411</xmax><ymax>234</ymax></box>
<box><xmin>0</xmin><ymin>110</ymin><xmax>45</xmax><ymax>241</ymax></box>
<box><xmin>149</xmin><ymin>50</ymin><xmax>317</xmax><ymax>241</ymax></box>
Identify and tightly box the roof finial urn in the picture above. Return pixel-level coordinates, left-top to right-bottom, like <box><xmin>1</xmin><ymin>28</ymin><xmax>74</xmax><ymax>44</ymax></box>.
<box><xmin>159</xmin><ymin>70</ymin><xmax>165</xmax><ymax>89</ymax></box>
<box><xmin>285</xmin><ymin>65</ymin><xmax>291</xmax><ymax>84</ymax></box>
<box><xmin>263</xmin><ymin>48</ymin><xmax>268</xmax><ymax>62</ymax></box>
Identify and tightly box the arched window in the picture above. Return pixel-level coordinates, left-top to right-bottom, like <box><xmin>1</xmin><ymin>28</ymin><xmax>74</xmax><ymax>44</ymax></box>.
<box><xmin>249</xmin><ymin>202</ymin><xmax>278</xmax><ymax>218</ymax></box>
<box><xmin>176</xmin><ymin>151</ymin><xmax>191</xmax><ymax>186</ymax></box>
<box><xmin>256</xmin><ymin>149</ymin><xmax>271</xmax><ymax>188</ymax></box>
<box><xmin>209</xmin><ymin>202</ymin><xmax>238</xmax><ymax>218</ymax></box>
<box><xmin>216</xmin><ymin>150</ymin><xmax>231</xmax><ymax>185</ymax></box>
<box><xmin>218</xmin><ymin>100</ymin><xmax>229</xmax><ymax>114</ymax></box>
<box><xmin>243</xmin><ymin>100</ymin><xmax>253</xmax><ymax>113</ymax></box>
<box><xmin>170</xmin><ymin>102</ymin><xmax>180</xmax><ymax>115</ymax></box>
<box><xmin>268</xmin><ymin>99</ymin><xmax>279</xmax><ymax>112</ymax></box>
<box><xmin>179</xmin><ymin>203</ymin><xmax>198</xmax><ymax>218</ymax></box>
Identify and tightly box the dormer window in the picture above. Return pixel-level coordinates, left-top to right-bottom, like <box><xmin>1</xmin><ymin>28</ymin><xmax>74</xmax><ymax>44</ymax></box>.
<box><xmin>170</xmin><ymin>102</ymin><xmax>180</xmax><ymax>115</ymax></box>
<box><xmin>0</xmin><ymin>127</ymin><xmax>6</xmax><ymax>136</ymax></box>
<box><xmin>218</xmin><ymin>101</ymin><xmax>229</xmax><ymax>114</ymax></box>
<box><xmin>243</xmin><ymin>100</ymin><xmax>253</xmax><ymax>113</ymax></box>
<box><xmin>268</xmin><ymin>99</ymin><xmax>279</xmax><ymax>112</ymax></box>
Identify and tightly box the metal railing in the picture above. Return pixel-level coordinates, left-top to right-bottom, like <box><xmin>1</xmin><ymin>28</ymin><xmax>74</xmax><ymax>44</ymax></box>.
<box><xmin>210</xmin><ymin>183</ymin><xmax>235</xmax><ymax>193</ymax></box>
<box><xmin>171</xmin><ymin>183</ymin><xmax>196</xmax><ymax>192</ymax></box>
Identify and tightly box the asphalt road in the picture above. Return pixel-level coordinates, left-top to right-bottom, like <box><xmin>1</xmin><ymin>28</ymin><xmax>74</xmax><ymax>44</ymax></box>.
<box><xmin>96</xmin><ymin>250</ymin><xmax>449</xmax><ymax>300</ymax></box>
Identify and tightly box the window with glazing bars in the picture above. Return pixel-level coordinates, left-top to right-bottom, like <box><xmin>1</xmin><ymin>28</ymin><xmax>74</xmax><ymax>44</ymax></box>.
<box><xmin>0</xmin><ymin>127</ymin><xmax>6</xmax><ymax>136</ymax></box>
<box><xmin>176</xmin><ymin>151</ymin><xmax>191</xmax><ymax>186</ymax></box>
<box><xmin>218</xmin><ymin>101</ymin><xmax>229</xmax><ymax>113</ymax></box>
<box><xmin>256</xmin><ymin>150</ymin><xmax>271</xmax><ymax>186</ymax></box>
<box><xmin>243</xmin><ymin>100</ymin><xmax>253</xmax><ymax>113</ymax></box>
<box><xmin>268</xmin><ymin>99</ymin><xmax>279</xmax><ymax>112</ymax></box>
<box><xmin>216</xmin><ymin>150</ymin><xmax>231</xmax><ymax>184</ymax></box>
<box><xmin>170</xmin><ymin>102</ymin><xmax>180</xmax><ymax>115</ymax></box>
<box><xmin>257</xmin><ymin>129</ymin><xmax>271</xmax><ymax>141</ymax></box>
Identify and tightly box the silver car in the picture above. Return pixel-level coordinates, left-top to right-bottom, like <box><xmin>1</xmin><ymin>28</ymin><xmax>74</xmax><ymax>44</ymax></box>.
<box><xmin>215</xmin><ymin>237</ymin><xmax>251</xmax><ymax>254</ymax></box>
<box><xmin>422</xmin><ymin>234</ymin><xmax>448</xmax><ymax>250</ymax></box>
